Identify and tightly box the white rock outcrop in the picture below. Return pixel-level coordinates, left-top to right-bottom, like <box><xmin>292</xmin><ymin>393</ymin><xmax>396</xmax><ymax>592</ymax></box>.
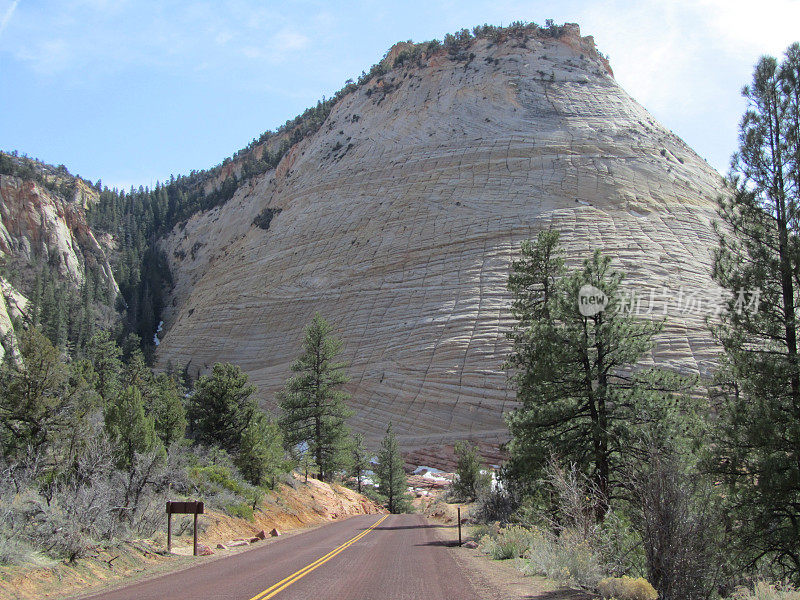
<box><xmin>157</xmin><ymin>26</ymin><xmax>726</xmax><ymax>453</ymax></box>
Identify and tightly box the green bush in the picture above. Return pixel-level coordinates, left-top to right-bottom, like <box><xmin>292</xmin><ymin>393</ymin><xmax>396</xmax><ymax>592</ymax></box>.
<box><xmin>597</xmin><ymin>576</ymin><xmax>658</xmax><ymax>600</ymax></box>
<box><xmin>223</xmin><ymin>502</ymin><xmax>255</xmax><ymax>521</ymax></box>
<box><xmin>470</xmin><ymin>523</ymin><xmax>499</xmax><ymax>542</ymax></box>
<box><xmin>188</xmin><ymin>464</ymin><xmax>252</xmax><ymax>497</ymax></box>
<box><xmin>478</xmin><ymin>525</ymin><xmax>532</xmax><ymax>559</ymax></box>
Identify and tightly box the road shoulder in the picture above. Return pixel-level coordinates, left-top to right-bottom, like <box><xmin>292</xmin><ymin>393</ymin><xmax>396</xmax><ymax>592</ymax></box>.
<box><xmin>429</xmin><ymin>520</ymin><xmax>594</xmax><ymax>600</ymax></box>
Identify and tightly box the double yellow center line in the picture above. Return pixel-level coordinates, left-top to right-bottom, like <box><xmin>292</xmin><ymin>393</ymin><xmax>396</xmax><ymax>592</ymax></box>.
<box><xmin>247</xmin><ymin>514</ymin><xmax>389</xmax><ymax>600</ymax></box>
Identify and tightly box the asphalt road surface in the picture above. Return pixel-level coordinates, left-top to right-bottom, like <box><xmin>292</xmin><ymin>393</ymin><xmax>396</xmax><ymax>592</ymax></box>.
<box><xmin>83</xmin><ymin>514</ymin><xmax>479</xmax><ymax>600</ymax></box>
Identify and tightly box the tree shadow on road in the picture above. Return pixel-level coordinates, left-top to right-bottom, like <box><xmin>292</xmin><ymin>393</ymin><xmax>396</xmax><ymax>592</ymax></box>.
<box><xmin>522</xmin><ymin>591</ymin><xmax>593</xmax><ymax>600</ymax></box>
<box><xmin>413</xmin><ymin>539</ymin><xmax>460</xmax><ymax>547</ymax></box>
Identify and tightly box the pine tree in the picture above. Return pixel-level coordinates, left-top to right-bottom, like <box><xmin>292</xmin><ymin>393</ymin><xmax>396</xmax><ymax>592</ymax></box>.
<box><xmin>86</xmin><ymin>330</ymin><xmax>123</xmax><ymax>403</ymax></box>
<box><xmin>375</xmin><ymin>423</ymin><xmax>410</xmax><ymax>513</ymax></box>
<box><xmin>278</xmin><ymin>313</ymin><xmax>353</xmax><ymax>480</ymax></box>
<box><xmin>451</xmin><ymin>441</ymin><xmax>490</xmax><ymax>501</ymax></box>
<box><xmin>298</xmin><ymin>449</ymin><xmax>318</xmax><ymax>483</ymax></box>
<box><xmin>349</xmin><ymin>432</ymin><xmax>370</xmax><ymax>494</ymax></box>
<box><xmin>710</xmin><ymin>43</ymin><xmax>800</xmax><ymax>582</ymax></box>
<box><xmin>187</xmin><ymin>363</ymin><xmax>256</xmax><ymax>453</ymax></box>
<box><xmin>147</xmin><ymin>372</ymin><xmax>187</xmax><ymax>447</ymax></box>
<box><xmin>104</xmin><ymin>385</ymin><xmax>161</xmax><ymax>470</ymax></box>
<box><xmin>235</xmin><ymin>411</ymin><xmax>286</xmax><ymax>487</ymax></box>
<box><xmin>505</xmin><ymin>238</ymin><xmax>691</xmax><ymax>519</ymax></box>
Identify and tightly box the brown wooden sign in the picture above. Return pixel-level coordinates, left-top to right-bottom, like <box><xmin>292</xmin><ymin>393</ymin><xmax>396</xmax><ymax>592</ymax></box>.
<box><xmin>166</xmin><ymin>500</ymin><xmax>204</xmax><ymax>555</ymax></box>
<box><xmin>166</xmin><ymin>501</ymin><xmax>204</xmax><ymax>515</ymax></box>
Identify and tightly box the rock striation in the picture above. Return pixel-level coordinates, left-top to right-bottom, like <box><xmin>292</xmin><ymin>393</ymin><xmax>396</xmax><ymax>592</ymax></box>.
<box><xmin>156</xmin><ymin>25</ymin><xmax>726</xmax><ymax>453</ymax></box>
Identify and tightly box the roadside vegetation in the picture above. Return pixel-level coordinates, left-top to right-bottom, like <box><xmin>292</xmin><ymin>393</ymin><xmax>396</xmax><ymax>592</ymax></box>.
<box><xmin>0</xmin><ymin>312</ymin><xmax>407</xmax><ymax>569</ymax></box>
<box><xmin>459</xmin><ymin>41</ymin><xmax>800</xmax><ymax>600</ymax></box>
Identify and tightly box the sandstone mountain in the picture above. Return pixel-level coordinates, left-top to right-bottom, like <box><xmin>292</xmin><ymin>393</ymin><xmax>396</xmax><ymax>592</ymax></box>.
<box><xmin>155</xmin><ymin>24</ymin><xmax>726</xmax><ymax>454</ymax></box>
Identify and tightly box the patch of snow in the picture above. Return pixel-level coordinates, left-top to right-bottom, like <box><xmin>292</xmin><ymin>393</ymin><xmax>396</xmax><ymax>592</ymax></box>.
<box><xmin>413</xmin><ymin>465</ymin><xmax>447</xmax><ymax>476</ymax></box>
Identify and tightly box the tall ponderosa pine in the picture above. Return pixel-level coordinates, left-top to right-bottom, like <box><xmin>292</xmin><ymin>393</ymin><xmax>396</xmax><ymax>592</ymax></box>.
<box><xmin>278</xmin><ymin>313</ymin><xmax>353</xmax><ymax>480</ymax></box>
<box><xmin>505</xmin><ymin>232</ymin><xmax>690</xmax><ymax>519</ymax></box>
<box><xmin>125</xmin><ymin>345</ymin><xmax>187</xmax><ymax>446</ymax></box>
<box><xmin>188</xmin><ymin>362</ymin><xmax>257</xmax><ymax>454</ymax></box>
<box><xmin>710</xmin><ymin>43</ymin><xmax>800</xmax><ymax>581</ymax></box>
<box><xmin>375</xmin><ymin>423</ymin><xmax>410</xmax><ymax>514</ymax></box>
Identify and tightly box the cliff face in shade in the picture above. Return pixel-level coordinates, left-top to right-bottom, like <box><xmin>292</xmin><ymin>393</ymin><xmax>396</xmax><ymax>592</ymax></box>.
<box><xmin>156</xmin><ymin>25</ymin><xmax>725</xmax><ymax>452</ymax></box>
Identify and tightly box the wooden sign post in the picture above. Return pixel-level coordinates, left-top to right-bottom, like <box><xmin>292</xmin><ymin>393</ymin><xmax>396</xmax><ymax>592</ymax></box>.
<box><xmin>457</xmin><ymin>506</ymin><xmax>462</xmax><ymax>546</ymax></box>
<box><xmin>166</xmin><ymin>501</ymin><xmax>204</xmax><ymax>556</ymax></box>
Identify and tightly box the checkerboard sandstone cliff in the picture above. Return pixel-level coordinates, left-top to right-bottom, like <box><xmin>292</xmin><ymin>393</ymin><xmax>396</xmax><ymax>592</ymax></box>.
<box><xmin>156</xmin><ymin>25</ymin><xmax>725</xmax><ymax>453</ymax></box>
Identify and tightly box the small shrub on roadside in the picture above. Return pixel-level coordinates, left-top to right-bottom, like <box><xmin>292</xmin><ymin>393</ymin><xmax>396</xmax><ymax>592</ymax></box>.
<box><xmin>470</xmin><ymin>523</ymin><xmax>499</xmax><ymax>542</ymax></box>
<box><xmin>186</xmin><ymin>451</ymin><xmax>264</xmax><ymax>518</ymax></box>
<box><xmin>521</xmin><ymin>527</ymin><xmax>604</xmax><ymax>589</ymax></box>
<box><xmin>729</xmin><ymin>582</ymin><xmax>800</xmax><ymax>600</ymax></box>
<box><xmin>598</xmin><ymin>576</ymin><xmax>658</xmax><ymax>600</ymax></box>
<box><xmin>224</xmin><ymin>501</ymin><xmax>255</xmax><ymax>521</ymax></box>
<box><xmin>0</xmin><ymin>532</ymin><xmax>40</xmax><ymax>566</ymax></box>
<box><xmin>478</xmin><ymin>525</ymin><xmax>532</xmax><ymax>559</ymax></box>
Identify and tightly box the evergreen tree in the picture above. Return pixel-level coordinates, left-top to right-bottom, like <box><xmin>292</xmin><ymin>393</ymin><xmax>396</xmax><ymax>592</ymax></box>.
<box><xmin>235</xmin><ymin>411</ymin><xmax>286</xmax><ymax>487</ymax></box>
<box><xmin>104</xmin><ymin>385</ymin><xmax>161</xmax><ymax>470</ymax></box>
<box><xmin>85</xmin><ymin>330</ymin><xmax>123</xmax><ymax>403</ymax></box>
<box><xmin>375</xmin><ymin>423</ymin><xmax>410</xmax><ymax>513</ymax></box>
<box><xmin>298</xmin><ymin>449</ymin><xmax>318</xmax><ymax>483</ymax></box>
<box><xmin>505</xmin><ymin>238</ymin><xmax>690</xmax><ymax>519</ymax></box>
<box><xmin>0</xmin><ymin>328</ymin><xmax>93</xmax><ymax>464</ymax></box>
<box><xmin>278</xmin><ymin>313</ymin><xmax>354</xmax><ymax>480</ymax></box>
<box><xmin>451</xmin><ymin>441</ymin><xmax>490</xmax><ymax>501</ymax></box>
<box><xmin>348</xmin><ymin>432</ymin><xmax>370</xmax><ymax>494</ymax></box>
<box><xmin>147</xmin><ymin>373</ymin><xmax>187</xmax><ymax>447</ymax></box>
<box><xmin>710</xmin><ymin>43</ymin><xmax>800</xmax><ymax>582</ymax></box>
<box><xmin>187</xmin><ymin>362</ymin><xmax>257</xmax><ymax>453</ymax></box>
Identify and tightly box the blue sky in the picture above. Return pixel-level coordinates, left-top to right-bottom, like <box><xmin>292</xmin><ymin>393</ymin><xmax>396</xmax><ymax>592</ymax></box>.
<box><xmin>0</xmin><ymin>0</ymin><xmax>798</xmax><ymax>190</ymax></box>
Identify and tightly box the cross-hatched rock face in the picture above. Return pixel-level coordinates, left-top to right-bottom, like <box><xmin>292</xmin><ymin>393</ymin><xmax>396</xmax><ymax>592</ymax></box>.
<box><xmin>157</xmin><ymin>26</ymin><xmax>725</xmax><ymax>453</ymax></box>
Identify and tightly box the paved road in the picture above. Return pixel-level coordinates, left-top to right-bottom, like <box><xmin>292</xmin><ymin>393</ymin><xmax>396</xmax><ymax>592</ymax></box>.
<box><xmin>84</xmin><ymin>514</ymin><xmax>478</xmax><ymax>600</ymax></box>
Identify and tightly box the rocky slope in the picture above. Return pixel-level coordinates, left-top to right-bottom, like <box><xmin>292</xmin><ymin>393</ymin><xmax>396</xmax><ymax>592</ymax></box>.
<box><xmin>0</xmin><ymin>173</ymin><xmax>117</xmax><ymax>358</ymax></box>
<box><xmin>154</xmin><ymin>24</ymin><xmax>726</xmax><ymax>453</ymax></box>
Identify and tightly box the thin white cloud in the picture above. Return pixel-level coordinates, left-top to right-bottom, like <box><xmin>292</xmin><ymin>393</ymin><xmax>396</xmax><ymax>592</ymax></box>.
<box><xmin>0</xmin><ymin>0</ymin><xmax>20</xmax><ymax>39</ymax></box>
<box><xmin>274</xmin><ymin>29</ymin><xmax>310</xmax><ymax>52</ymax></box>
<box><xmin>571</xmin><ymin>0</ymin><xmax>800</xmax><ymax>173</ymax></box>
